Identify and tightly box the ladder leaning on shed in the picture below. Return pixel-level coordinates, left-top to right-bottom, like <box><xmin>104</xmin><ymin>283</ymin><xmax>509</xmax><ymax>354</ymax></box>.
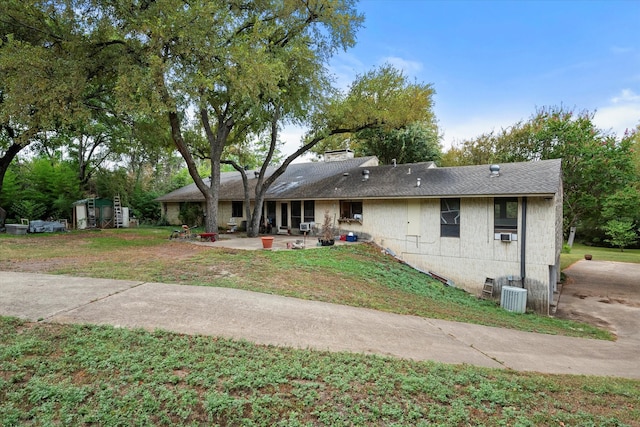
<box><xmin>113</xmin><ymin>195</ymin><xmax>123</xmax><ymax>228</ymax></box>
<box><xmin>87</xmin><ymin>198</ymin><xmax>97</xmax><ymax>228</ymax></box>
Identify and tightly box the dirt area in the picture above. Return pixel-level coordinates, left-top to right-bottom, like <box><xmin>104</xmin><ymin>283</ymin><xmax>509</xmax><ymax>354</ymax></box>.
<box><xmin>0</xmin><ymin>233</ymin><xmax>210</xmax><ymax>274</ymax></box>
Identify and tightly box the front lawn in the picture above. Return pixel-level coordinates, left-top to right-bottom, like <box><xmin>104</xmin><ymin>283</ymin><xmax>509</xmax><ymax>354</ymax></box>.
<box><xmin>0</xmin><ymin>228</ymin><xmax>611</xmax><ymax>339</ymax></box>
<box><xmin>1</xmin><ymin>317</ymin><xmax>637</xmax><ymax>426</ymax></box>
<box><xmin>561</xmin><ymin>243</ymin><xmax>640</xmax><ymax>270</ymax></box>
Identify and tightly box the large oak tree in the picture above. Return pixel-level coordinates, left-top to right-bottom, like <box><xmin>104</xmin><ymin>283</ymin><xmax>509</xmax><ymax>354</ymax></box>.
<box><xmin>98</xmin><ymin>0</ymin><xmax>364</xmax><ymax>233</ymax></box>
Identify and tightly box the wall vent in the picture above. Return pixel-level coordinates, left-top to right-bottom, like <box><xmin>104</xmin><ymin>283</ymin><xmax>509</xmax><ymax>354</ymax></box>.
<box><xmin>501</xmin><ymin>286</ymin><xmax>527</xmax><ymax>313</ymax></box>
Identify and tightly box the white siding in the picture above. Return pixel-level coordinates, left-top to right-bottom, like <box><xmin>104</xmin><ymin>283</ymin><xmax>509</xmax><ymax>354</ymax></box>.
<box><xmin>345</xmin><ymin>196</ymin><xmax>558</xmax><ymax>313</ymax></box>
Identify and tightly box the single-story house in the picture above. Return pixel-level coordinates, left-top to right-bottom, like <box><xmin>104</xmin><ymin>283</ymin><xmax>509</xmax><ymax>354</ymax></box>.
<box><xmin>157</xmin><ymin>152</ymin><xmax>563</xmax><ymax>314</ymax></box>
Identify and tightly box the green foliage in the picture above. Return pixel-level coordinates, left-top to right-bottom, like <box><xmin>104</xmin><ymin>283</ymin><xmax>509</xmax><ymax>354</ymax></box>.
<box><xmin>4</xmin><ymin>158</ymin><xmax>82</xmax><ymax>219</ymax></box>
<box><xmin>178</xmin><ymin>203</ymin><xmax>204</xmax><ymax>227</ymax></box>
<box><xmin>601</xmin><ymin>186</ymin><xmax>640</xmax><ymax>223</ymax></box>
<box><xmin>352</xmin><ymin>120</ymin><xmax>442</xmax><ymax>164</ymax></box>
<box><xmin>311</xmin><ymin>64</ymin><xmax>438</xmax><ymax>157</ymax></box>
<box><xmin>129</xmin><ymin>188</ymin><xmax>160</xmax><ymax>223</ymax></box>
<box><xmin>0</xmin><ymin>167</ymin><xmax>18</xmax><ymax>210</ymax></box>
<box><xmin>93</xmin><ymin>168</ymin><xmax>129</xmax><ymax>201</ymax></box>
<box><xmin>11</xmin><ymin>199</ymin><xmax>46</xmax><ymax>220</ymax></box>
<box><xmin>0</xmin><ymin>317</ymin><xmax>638</xmax><ymax>425</ymax></box>
<box><xmin>560</xmin><ymin>243</ymin><xmax>640</xmax><ymax>270</ymax></box>
<box><xmin>602</xmin><ymin>220</ymin><xmax>639</xmax><ymax>251</ymax></box>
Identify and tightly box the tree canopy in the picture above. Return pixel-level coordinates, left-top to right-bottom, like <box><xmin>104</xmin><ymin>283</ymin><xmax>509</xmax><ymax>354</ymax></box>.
<box><xmin>311</xmin><ymin>64</ymin><xmax>440</xmax><ymax>164</ymax></box>
<box><xmin>82</xmin><ymin>0</ymin><xmax>364</xmax><ymax>232</ymax></box>
<box><xmin>442</xmin><ymin>107</ymin><xmax>639</xmax><ymax>243</ymax></box>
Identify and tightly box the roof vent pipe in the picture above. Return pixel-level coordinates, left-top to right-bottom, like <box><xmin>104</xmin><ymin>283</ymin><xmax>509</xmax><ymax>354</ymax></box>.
<box><xmin>362</xmin><ymin>169</ymin><xmax>370</xmax><ymax>181</ymax></box>
<box><xmin>407</xmin><ymin>167</ymin><xmax>411</xmax><ymax>175</ymax></box>
<box><xmin>392</xmin><ymin>159</ymin><xmax>397</xmax><ymax>167</ymax></box>
<box><xmin>489</xmin><ymin>164</ymin><xmax>500</xmax><ymax>177</ymax></box>
<box><xmin>416</xmin><ymin>178</ymin><xmax>421</xmax><ymax>187</ymax></box>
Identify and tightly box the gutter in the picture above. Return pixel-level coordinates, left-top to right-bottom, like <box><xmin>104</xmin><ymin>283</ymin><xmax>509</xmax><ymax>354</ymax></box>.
<box><xmin>520</xmin><ymin>197</ymin><xmax>527</xmax><ymax>287</ymax></box>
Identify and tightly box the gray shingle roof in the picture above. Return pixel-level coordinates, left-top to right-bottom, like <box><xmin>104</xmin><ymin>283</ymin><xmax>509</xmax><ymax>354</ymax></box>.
<box><xmin>156</xmin><ymin>156</ymin><xmax>379</xmax><ymax>202</ymax></box>
<box><xmin>157</xmin><ymin>158</ymin><xmax>562</xmax><ymax>202</ymax></box>
<box><xmin>296</xmin><ymin>158</ymin><xmax>562</xmax><ymax>199</ymax></box>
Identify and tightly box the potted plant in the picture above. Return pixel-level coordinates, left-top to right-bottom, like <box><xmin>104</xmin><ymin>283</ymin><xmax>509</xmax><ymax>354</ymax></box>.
<box><xmin>319</xmin><ymin>210</ymin><xmax>335</xmax><ymax>246</ymax></box>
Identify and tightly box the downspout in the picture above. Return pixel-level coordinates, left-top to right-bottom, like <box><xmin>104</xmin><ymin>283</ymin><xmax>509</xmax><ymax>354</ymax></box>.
<box><xmin>520</xmin><ymin>197</ymin><xmax>527</xmax><ymax>288</ymax></box>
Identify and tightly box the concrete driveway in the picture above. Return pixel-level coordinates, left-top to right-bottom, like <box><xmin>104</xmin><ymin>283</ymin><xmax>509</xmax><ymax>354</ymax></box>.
<box><xmin>556</xmin><ymin>260</ymin><xmax>640</xmax><ymax>345</ymax></box>
<box><xmin>1</xmin><ymin>260</ymin><xmax>639</xmax><ymax>379</ymax></box>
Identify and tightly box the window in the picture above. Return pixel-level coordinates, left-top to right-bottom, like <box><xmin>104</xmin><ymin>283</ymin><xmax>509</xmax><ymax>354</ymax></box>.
<box><xmin>231</xmin><ymin>201</ymin><xmax>243</xmax><ymax>218</ymax></box>
<box><xmin>291</xmin><ymin>201</ymin><xmax>302</xmax><ymax>229</ymax></box>
<box><xmin>340</xmin><ymin>201</ymin><xmax>363</xmax><ymax>220</ymax></box>
<box><xmin>494</xmin><ymin>198</ymin><xmax>518</xmax><ymax>233</ymax></box>
<box><xmin>303</xmin><ymin>201</ymin><xmax>315</xmax><ymax>223</ymax></box>
<box><xmin>440</xmin><ymin>198</ymin><xmax>460</xmax><ymax>238</ymax></box>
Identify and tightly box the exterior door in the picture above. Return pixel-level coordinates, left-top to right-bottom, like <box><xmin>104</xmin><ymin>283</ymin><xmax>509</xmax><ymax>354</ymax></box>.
<box><xmin>407</xmin><ymin>200</ymin><xmax>421</xmax><ymax>235</ymax></box>
<box><xmin>280</xmin><ymin>203</ymin><xmax>288</xmax><ymax>227</ymax></box>
<box><xmin>266</xmin><ymin>201</ymin><xmax>276</xmax><ymax>226</ymax></box>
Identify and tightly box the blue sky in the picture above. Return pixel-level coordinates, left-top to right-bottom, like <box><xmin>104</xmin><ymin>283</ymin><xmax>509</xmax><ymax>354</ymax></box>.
<box><xmin>283</xmin><ymin>0</ymin><xmax>640</xmax><ymax>156</ymax></box>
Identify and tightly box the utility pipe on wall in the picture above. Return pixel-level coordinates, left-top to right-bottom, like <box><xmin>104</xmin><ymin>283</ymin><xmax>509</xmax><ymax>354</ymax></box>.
<box><xmin>520</xmin><ymin>197</ymin><xmax>527</xmax><ymax>287</ymax></box>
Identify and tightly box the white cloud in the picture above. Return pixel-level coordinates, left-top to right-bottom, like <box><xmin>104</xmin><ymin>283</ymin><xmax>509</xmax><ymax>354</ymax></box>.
<box><xmin>439</xmin><ymin>112</ymin><xmax>528</xmax><ymax>150</ymax></box>
<box><xmin>611</xmin><ymin>89</ymin><xmax>640</xmax><ymax>104</ymax></box>
<box><xmin>593</xmin><ymin>89</ymin><xmax>640</xmax><ymax>135</ymax></box>
<box><xmin>279</xmin><ymin>125</ymin><xmax>318</xmax><ymax>163</ymax></box>
<box><xmin>594</xmin><ymin>104</ymin><xmax>640</xmax><ymax>135</ymax></box>
<box><xmin>379</xmin><ymin>56</ymin><xmax>423</xmax><ymax>75</ymax></box>
<box><xmin>328</xmin><ymin>52</ymin><xmax>367</xmax><ymax>91</ymax></box>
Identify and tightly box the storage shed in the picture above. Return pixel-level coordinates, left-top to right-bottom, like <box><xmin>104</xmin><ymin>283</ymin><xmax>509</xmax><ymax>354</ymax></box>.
<box><xmin>72</xmin><ymin>196</ymin><xmax>128</xmax><ymax>229</ymax></box>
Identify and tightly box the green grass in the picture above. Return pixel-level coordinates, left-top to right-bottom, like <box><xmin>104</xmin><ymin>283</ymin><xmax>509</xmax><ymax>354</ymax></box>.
<box><xmin>0</xmin><ymin>228</ymin><xmax>613</xmax><ymax>340</ymax></box>
<box><xmin>561</xmin><ymin>243</ymin><xmax>640</xmax><ymax>270</ymax></box>
<box><xmin>1</xmin><ymin>230</ymin><xmax>638</xmax><ymax>424</ymax></box>
<box><xmin>1</xmin><ymin>317</ymin><xmax>638</xmax><ymax>426</ymax></box>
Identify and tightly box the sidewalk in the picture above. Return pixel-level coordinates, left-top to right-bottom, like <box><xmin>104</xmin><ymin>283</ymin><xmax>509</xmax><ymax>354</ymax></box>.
<box><xmin>1</xmin><ymin>270</ymin><xmax>639</xmax><ymax>379</ymax></box>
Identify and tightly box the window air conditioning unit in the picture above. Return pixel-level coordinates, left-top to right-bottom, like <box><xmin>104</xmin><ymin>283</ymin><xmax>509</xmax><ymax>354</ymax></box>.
<box><xmin>300</xmin><ymin>222</ymin><xmax>313</xmax><ymax>232</ymax></box>
<box><xmin>500</xmin><ymin>233</ymin><xmax>512</xmax><ymax>242</ymax></box>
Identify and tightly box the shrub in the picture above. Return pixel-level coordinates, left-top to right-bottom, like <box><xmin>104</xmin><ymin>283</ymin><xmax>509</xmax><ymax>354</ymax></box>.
<box><xmin>603</xmin><ymin>219</ymin><xmax>639</xmax><ymax>251</ymax></box>
<box><xmin>12</xmin><ymin>200</ymin><xmax>47</xmax><ymax>220</ymax></box>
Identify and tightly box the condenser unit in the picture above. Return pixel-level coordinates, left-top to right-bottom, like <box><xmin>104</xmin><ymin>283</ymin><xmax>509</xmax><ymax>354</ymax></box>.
<box><xmin>500</xmin><ymin>286</ymin><xmax>527</xmax><ymax>313</ymax></box>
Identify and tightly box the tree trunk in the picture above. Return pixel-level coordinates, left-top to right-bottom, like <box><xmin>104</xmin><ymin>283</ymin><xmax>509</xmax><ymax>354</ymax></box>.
<box><xmin>200</xmin><ymin>109</ymin><xmax>233</xmax><ymax>233</ymax></box>
<box><xmin>247</xmin><ymin>190</ymin><xmax>267</xmax><ymax>237</ymax></box>
<box><xmin>239</xmin><ymin>104</ymin><xmax>366</xmax><ymax>238</ymax></box>
<box><xmin>0</xmin><ymin>141</ymin><xmax>25</xmax><ymax>202</ymax></box>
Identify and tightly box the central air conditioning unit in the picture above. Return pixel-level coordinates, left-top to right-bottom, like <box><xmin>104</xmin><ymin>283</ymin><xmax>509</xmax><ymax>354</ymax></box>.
<box><xmin>299</xmin><ymin>222</ymin><xmax>314</xmax><ymax>232</ymax></box>
<box><xmin>501</xmin><ymin>286</ymin><xmax>527</xmax><ymax>313</ymax></box>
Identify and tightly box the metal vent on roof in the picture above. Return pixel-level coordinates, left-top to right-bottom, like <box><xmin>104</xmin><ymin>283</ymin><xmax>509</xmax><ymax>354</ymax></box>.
<box><xmin>490</xmin><ymin>164</ymin><xmax>500</xmax><ymax>177</ymax></box>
